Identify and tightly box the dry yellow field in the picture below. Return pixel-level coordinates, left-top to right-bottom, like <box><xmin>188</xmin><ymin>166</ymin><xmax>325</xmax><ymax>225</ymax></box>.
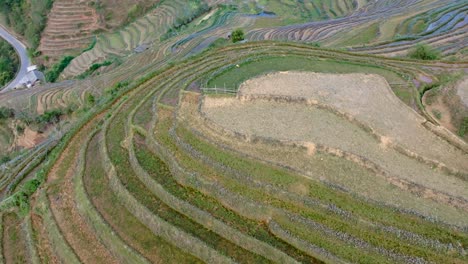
<box><xmin>201</xmin><ymin>72</ymin><xmax>468</xmax><ymax>226</ymax></box>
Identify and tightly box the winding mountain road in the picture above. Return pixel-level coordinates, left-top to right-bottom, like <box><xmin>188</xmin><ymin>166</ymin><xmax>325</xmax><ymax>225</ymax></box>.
<box><xmin>0</xmin><ymin>25</ymin><xmax>31</xmax><ymax>93</ymax></box>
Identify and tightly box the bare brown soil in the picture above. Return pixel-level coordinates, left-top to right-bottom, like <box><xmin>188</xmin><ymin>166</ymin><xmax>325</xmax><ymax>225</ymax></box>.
<box><xmin>16</xmin><ymin>127</ymin><xmax>46</xmax><ymax>149</ymax></box>
<box><xmin>98</xmin><ymin>0</ymin><xmax>157</xmax><ymax>28</ymax></box>
<box><xmin>30</xmin><ymin>212</ymin><xmax>60</xmax><ymax>264</ymax></box>
<box><xmin>3</xmin><ymin>213</ymin><xmax>27</xmax><ymax>264</ymax></box>
<box><xmin>46</xmin><ymin>112</ymin><xmax>118</xmax><ymax>264</ymax></box>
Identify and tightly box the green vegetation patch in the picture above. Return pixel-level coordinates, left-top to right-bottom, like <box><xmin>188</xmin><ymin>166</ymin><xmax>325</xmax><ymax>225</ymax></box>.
<box><xmin>0</xmin><ymin>39</ymin><xmax>19</xmax><ymax>87</ymax></box>
<box><xmin>170</xmin><ymin>120</ymin><xmax>468</xmax><ymax>263</ymax></box>
<box><xmin>134</xmin><ymin>134</ymin><xmax>320</xmax><ymax>263</ymax></box>
<box><xmin>45</xmin><ymin>56</ymin><xmax>75</xmax><ymax>82</ymax></box>
<box><xmin>84</xmin><ymin>132</ymin><xmax>201</xmax><ymax>263</ymax></box>
<box><xmin>0</xmin><ymin>0</ymin><xmax>53</xmax><ymax>49</ymax></box>
<box><xmin>106</xmin><ymin>97</ymin><xmax>269</xmax><ymax>263</ymax></box>
<box><xmin>337</xmin><ymin>23</ymin><xmax>379</xmax><ymax>47</ymax></box>
<box><xmin>207</xmin><ymin>56</ymin><xmax>408</xmax><ymax>101</ymax></box>
<box><xmin>408</xmin><ymin>44</ymin><xmax>441</xmax><ymax>60</ymax></box>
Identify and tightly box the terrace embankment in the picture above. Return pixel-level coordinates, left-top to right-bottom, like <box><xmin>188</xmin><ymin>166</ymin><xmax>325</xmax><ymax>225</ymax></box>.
<box><xmin>201</xmin><ymin>72</ymin><xmax>468</xmax><ymax>226</ymax></box>
<box><xmin>39</xmin><ymin>0</ymin><xmax>101</xmax><ymax>64</ymax></box>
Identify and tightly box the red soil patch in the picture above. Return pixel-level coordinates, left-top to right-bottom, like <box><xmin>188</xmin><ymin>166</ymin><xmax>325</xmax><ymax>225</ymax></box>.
<box><xmin>16</xmin><ymin>127</ymin><xmax>46</xmax><ymax>149</ymax></box>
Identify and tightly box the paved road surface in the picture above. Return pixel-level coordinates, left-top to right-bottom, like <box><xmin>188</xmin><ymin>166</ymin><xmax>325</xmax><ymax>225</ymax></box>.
<box><xmin>0</xmin><ymin>25</ymin><xmax>31</xmax><ymax>93</ymax></box>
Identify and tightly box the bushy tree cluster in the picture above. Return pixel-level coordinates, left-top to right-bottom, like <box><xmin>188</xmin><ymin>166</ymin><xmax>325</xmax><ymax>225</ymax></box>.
<box><xmin>0</xmin><ymin>39</ymin><xmax>19</xmax><ymax>86</ymax></box>
<box><xmin>231</xmin><ymin>29</ymin><xmax>245</xmax><ymax>43</ymax></box>
<box><xmin>0</xmin><ymin>106</ymin><xmax>14</xmax><ymax>119</ymax></box>
<box><xmin>45</xmin><ymin>56</ymin><xmax>75</xmax><ymax>82</ymax></box>
<box><xmin>408</xmin><ymin>44</ymin><xmax>440</xmax><ymax>60</ymax></box>
<box><xmin>0</xmin><ymin>0</ymin><xmax>53</xmax><ymax>49</ymax></box>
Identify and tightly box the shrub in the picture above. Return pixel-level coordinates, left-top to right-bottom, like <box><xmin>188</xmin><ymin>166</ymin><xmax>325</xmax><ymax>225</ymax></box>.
<box><xmin>106</xmin><ymin>81</ymin><xmax>129</xmax><ymax>98</ymax></box>
<box><xmin>0</xmin><ymin>107</ymin><xmax>15</xmax><ymax>119</ymax></box>
<box><xmin>85</xmin><ymin>92</ymin><xmax>96</xmax><ymax>106</ymax></box>
<box><xmin>16</xmin><ymin>125</ymin><xmax>25</xmax><ymax>134</ymax></box>
<box><xmin>126</xmin><ymin>4</ymin><xmax>144</xmax><ymax>23</ymax></box>
<box><xmin>36</xmin><ymin>109</ymin><xmax>63</xmax><ymax>124</ymax></box>
<box><xmin>1</xmin><ymin>0</ymin><xmax>53</xmax><ymax>49</ymax></box>
<box><xmin>16</xmin><ymin>111</ymin><xmax>33</xmax><ymax>125</ymax></box>
<box><xmin>309</xmin><ymin>42</ymin><xmax>321</xmax><ymax>47</ymax></box>
<box><xmin>82</xmin><ymin>37</ymin><xmax>97</xmax><ymax>52</ymax></box>
<box><xmin>0</xmin><ymin>155</ymin><xmax>11</xmax><ymax>165</ymax></box>
<box><xmin>77</xmin><ymin>60</ymin><xmax>112</xmax><ymax>79</ymax></box>
<box><xmin>408</xmin><ymin>44</ymin><xmax>440</xmax><ymax>60</ymax></box>
<box><xmin>231</xmin><ymin>29</ymin><xmax>245</xmax><ymax>43</ymax></box>
<box><xmin>45</xmin><ymin>56</ymin><xmax>75</xmax><ymax>82</ymax></box>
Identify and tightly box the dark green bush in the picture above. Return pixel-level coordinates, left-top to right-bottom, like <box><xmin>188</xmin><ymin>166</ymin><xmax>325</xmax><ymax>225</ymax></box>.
<box><xmin>408</xmin><ymin>44</ymin><xmax>440</xmax><ymax>60</ymax></box>
<box><xmin>231</xmin><ymin>29</ymin><xmax>245</xmax><ymax>43</ymax></box>
<box><xmin>85</xmin><ymin>92</ymin><xmax>96</xmax><ymax>106</ymax></box>
<box><xmin>0</xmin><ymin>155</ymin><xmax>11</xmax><ymax>164</ymax></box>
<box><xmin>36</xmin><ymin>109</ymin><xmax>63</xmax><ymax>124</ymax></box>
<box><xmin>0</xmin><ymin>39</ymin><xmax>19</xmax><ymax>86</ymax></box>
<box><xmin>0</xmin><ymin>106</ymin><xmax>14</xmax><ymax>119</ymax></box>
<box><xmin>45</xmin><ymin>56</ymin><xmax>75</xmax><ymax>82</ymax></box>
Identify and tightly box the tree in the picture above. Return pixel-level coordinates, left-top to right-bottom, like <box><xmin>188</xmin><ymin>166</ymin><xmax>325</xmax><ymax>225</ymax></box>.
<box><xmin>231</xmin><ymin>29</ymin><xmax>245</xmax><ymax>43</ymax></box>
<box><xmin>408</xmin><ymin>44</ymin><xmax>440</xmax><ymax>60</ymax></box>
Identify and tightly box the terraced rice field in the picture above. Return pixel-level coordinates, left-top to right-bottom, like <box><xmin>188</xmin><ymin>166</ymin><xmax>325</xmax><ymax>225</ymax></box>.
<box><xmin>17</xmin><ymin>0</ymin><xmax>462</xmax><ymax>111</ymax></box>
<box><xmin>247</xmin><ymin>0</ymin><xmax>467</xmax><ymax>57</ymax></box>
<box><xmin>237</xmin><ymin>0</ymin><xmax>365</xmax><ymax>24</ymax></box>
<box><xmin>202</xmin><ymin>72</ymin><xmax>468</xmax><ymax>224</ymax></box>
<box><xmin>0</xmin><ymin>0</ymin><xmax>467</xmax><ymax>261</ymax></box>
<box><xmin>63</xmin><ymin>0</ymin><xmax>216</xmax><ymax>77</ymax></box>
<box><xmin>0</xmin><ymin>42</ymin><xmax>465</xmax><ymax>263</ymax></box>
<box><xmin>39</xmin><ymin>0</ymin><xmax>101</xmax><ymax>63</ymax></box>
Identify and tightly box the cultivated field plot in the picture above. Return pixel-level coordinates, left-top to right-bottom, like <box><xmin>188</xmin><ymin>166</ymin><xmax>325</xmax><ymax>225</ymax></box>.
<box><xmin>202</xmin><ymin>72</ymin><xmax>468</xmax><ymax>225</ymax></box>
<box><xmin>1</xmin><ymin>41</ymin><xmax>467</xmax><ymax>264</ymax></box>
<box><xmin>236</xmin><ymin>72</ymin><xmax>468</xmax><ymax>173</ymax></box>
